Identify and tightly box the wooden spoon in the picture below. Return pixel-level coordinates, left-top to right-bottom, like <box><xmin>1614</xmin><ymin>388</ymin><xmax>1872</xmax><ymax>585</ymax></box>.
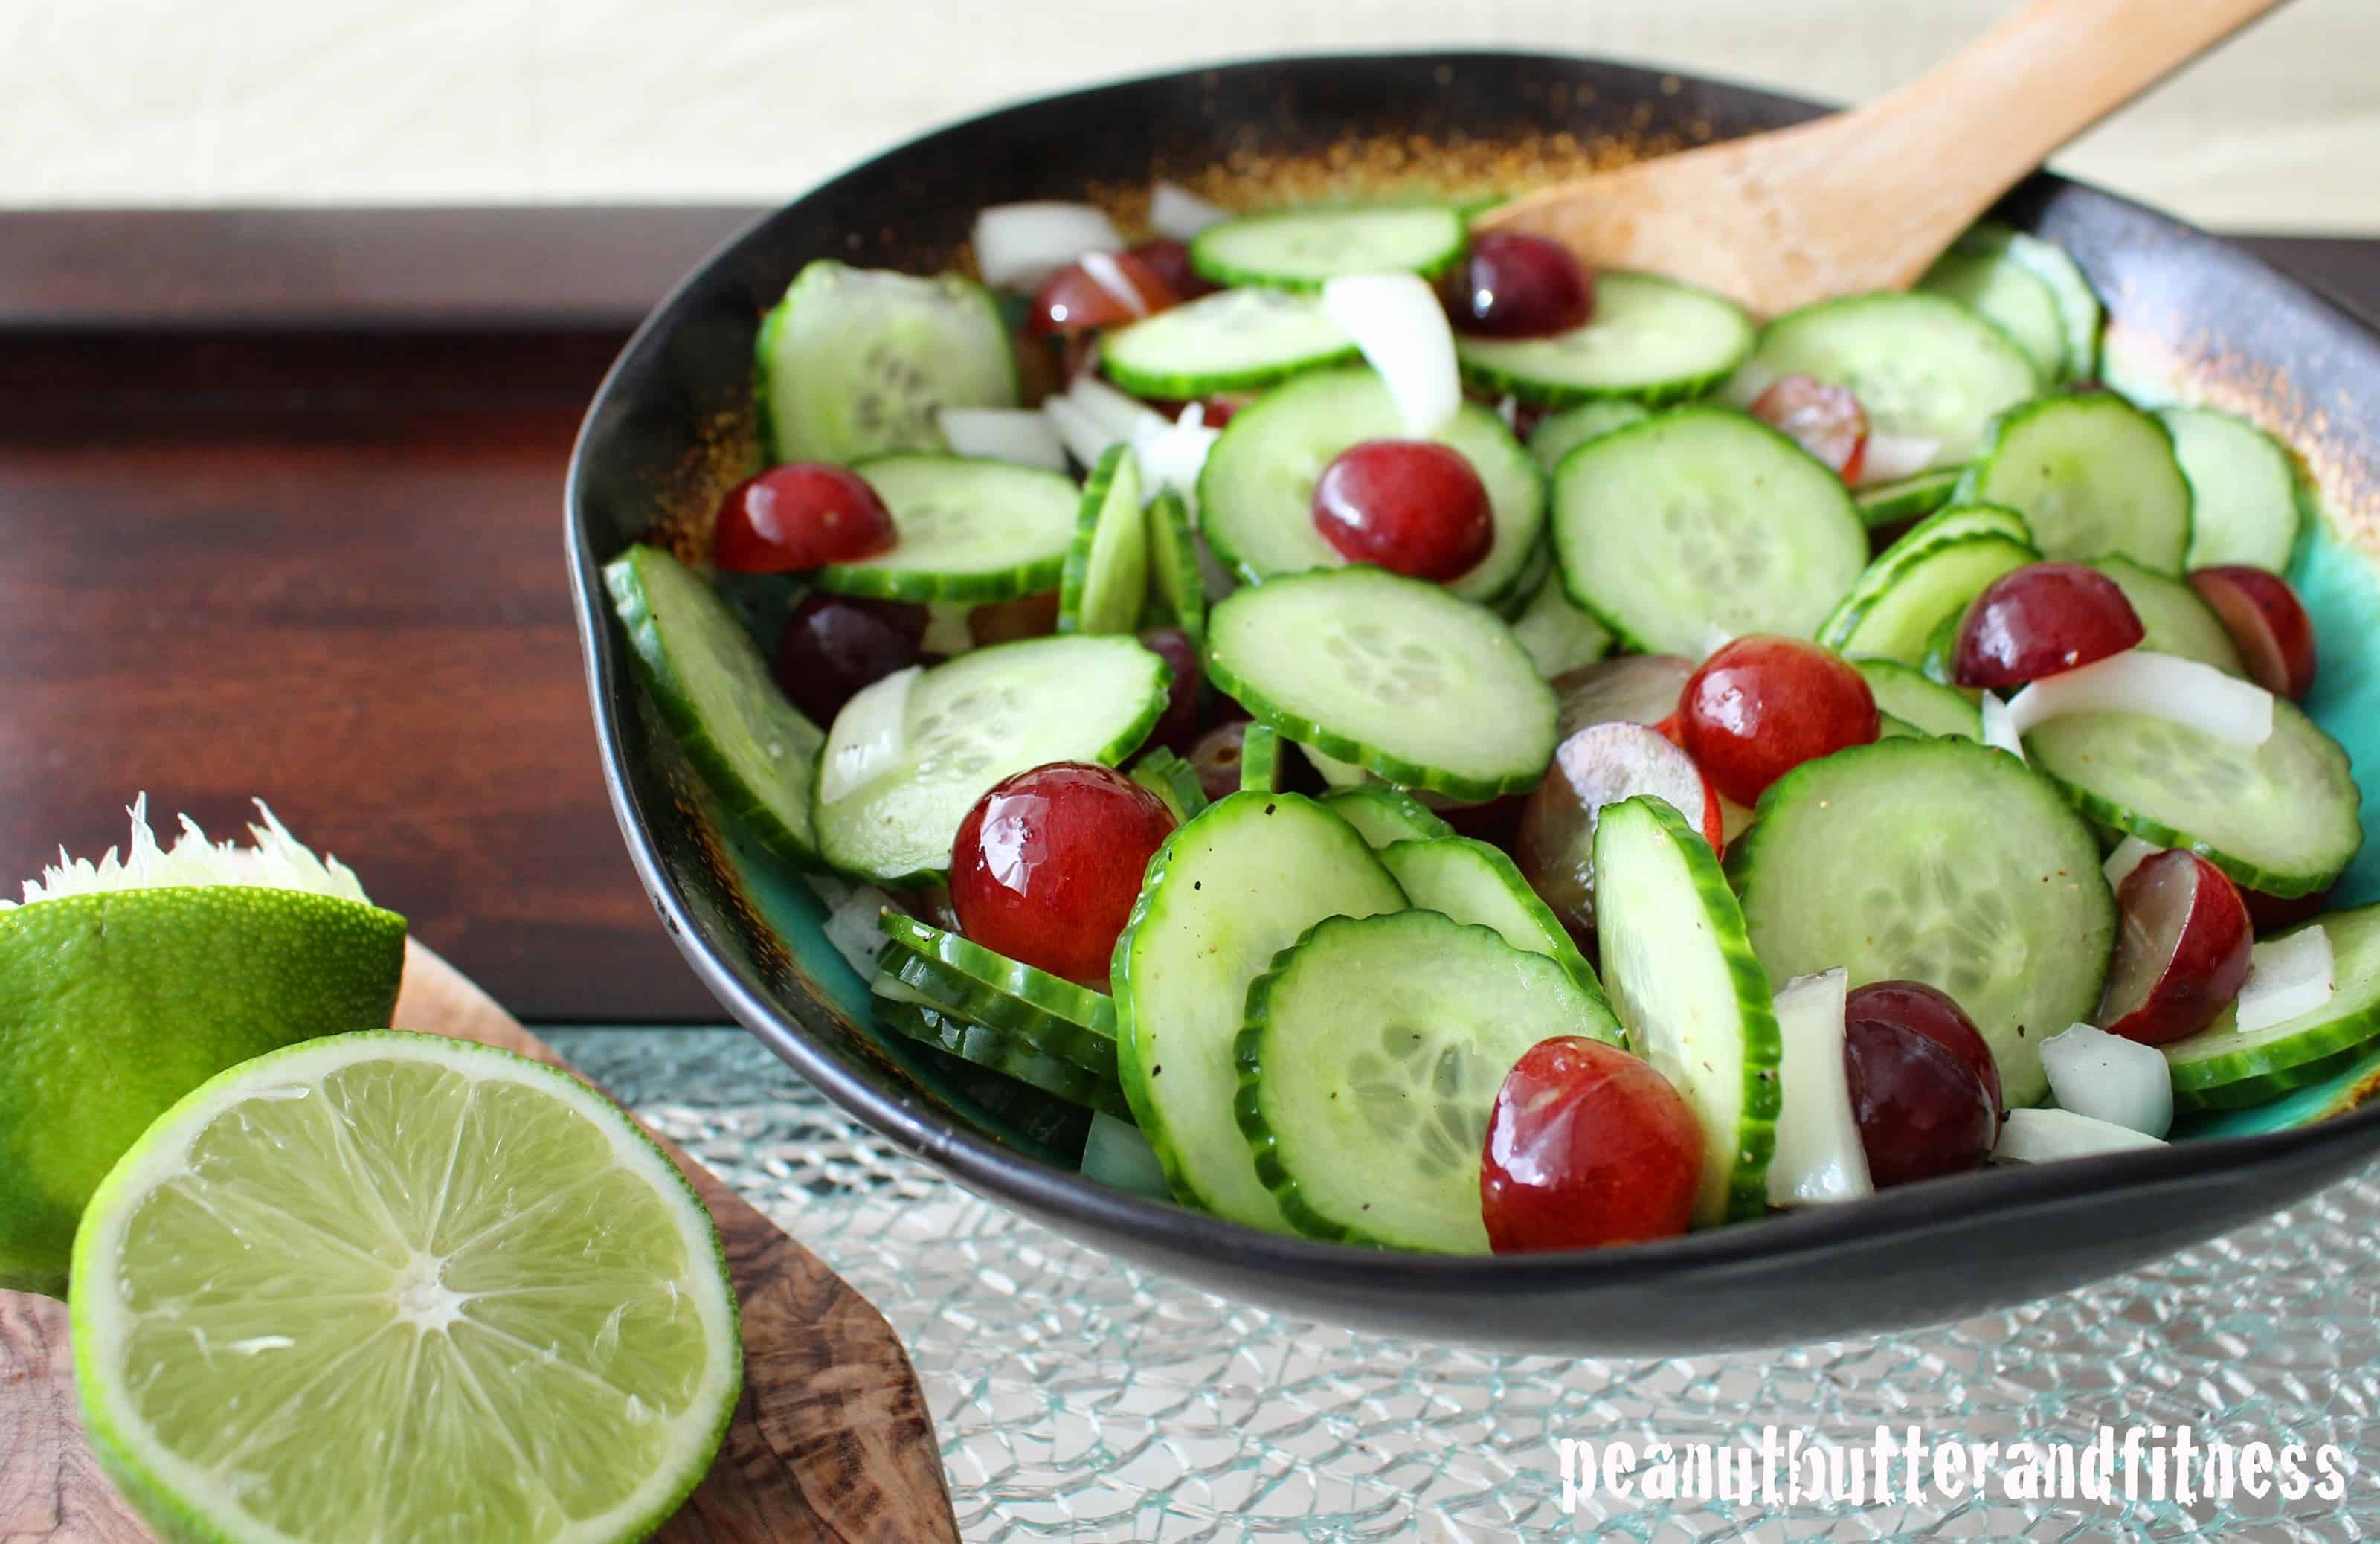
<box><xmin>1476</xmin><ymin>0</ymin><xmax>2289</xmax><ymax>316</ymax></box>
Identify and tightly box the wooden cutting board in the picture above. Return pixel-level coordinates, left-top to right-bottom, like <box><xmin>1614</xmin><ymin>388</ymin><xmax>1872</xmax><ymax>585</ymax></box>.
<box><xmin>0</xmin><ymin>941</ymin><xmax>959</xmax><ymax>1544</ymax></box>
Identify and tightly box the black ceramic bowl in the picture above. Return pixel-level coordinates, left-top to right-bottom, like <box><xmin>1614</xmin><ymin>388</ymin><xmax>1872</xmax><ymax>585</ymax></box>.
<box><xmin>567</xmin><ymin>53</ymin><xmax>2380</xmax><ymax>1354</ymax></box>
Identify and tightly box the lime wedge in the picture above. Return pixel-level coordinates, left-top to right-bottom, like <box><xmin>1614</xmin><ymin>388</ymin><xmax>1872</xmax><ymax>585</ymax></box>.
<box><xmin>71</xmin><ymin>1031</ymin><xmax>742</xmax><ymax>1544</ymax></box>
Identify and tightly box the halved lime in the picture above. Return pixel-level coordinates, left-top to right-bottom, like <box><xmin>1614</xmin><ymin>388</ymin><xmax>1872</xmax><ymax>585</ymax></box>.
<box><xmin>71</xmin><ymin>1031</ymin><xmax>742</xmax><ymax>1544</ymax></box>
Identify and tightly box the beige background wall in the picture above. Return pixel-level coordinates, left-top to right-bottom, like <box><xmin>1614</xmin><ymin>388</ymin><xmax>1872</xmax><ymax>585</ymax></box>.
<box><xmin>3</xmin><ymin>0</ymin><xmax>2375</xmax><ymax>229</ymax></box>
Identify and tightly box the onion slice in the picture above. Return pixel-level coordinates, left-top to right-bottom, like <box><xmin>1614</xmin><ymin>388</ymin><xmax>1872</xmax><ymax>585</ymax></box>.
<box><xmin>2039</xmin><ymin>1023</ymin><xmax>2173</xmax><ymax>1137</ymax></box>
<box><xmin>818</xmin><ymin>664</ymin><xmax>919</xmax><ymax>806</ymax></box>
<box><xmin>1131</xmin><ymin>405</ymin><xmax>1221</xmax><ymax>507</ymax></box>
<box><xmin>1067</xmin><ymin>373</ymin><xmax>1169</xmax><ymax>442</ymax></box>
<box><xmin>1149</xmin><ymin>181</ymin><xmax>1229</xmax><ymax>241</ymax></box>
<box><xmin>936</xmin><ymin>408</ymin><xmax>1067</xmax><ymax>472</ymax></box>
<box><xmin>1991</xmin><ymin>1107</ymin><xmax>2167</xmax><ymax>1165</ymax></box>
<box><xmin>1979</xmin><ymin>689</ymin><xmax>2024</xmax><ymax>758</ymax></box>
<box><xmin>971</xmin><ymin>202</ymin><xmax>1121</xmax><ymax>290</ymax></box>
<box><xmin>2236</xmin><ymin>924</ymin><xmax>2336</xmax><ymax>1033</ymax></box>
<box><xmin>1766</xmin><ymin>968</ymin><xmax>1874</xmax><ymax>1206</ymax></box>
<box><xmin>1856</xmin><ymin>433</ymin><xmax>1943</xmax><ymax>486</ymax></box>
<box><xmin>821</xmin><ymin>886</ymin><xmax>899</xmax><ymax>982</ymax></box>
<box><xmin>2102</xmin><ymin>835</ymin><xmax>2164</xmax><ymax>890</ymax></box>
<box><xmin>2004</xmin><ymin>648</ymin><xmax>2274</xmax><ymax>750</ymax></box>
<box><xmin>1041</xmin><ymin>396</ymin><xmax>1113</xmax><ymax>470</ymax></box>
<box><xmin>1319</xmin><ymin>271</ymin><xmax>1461</xmax><ymax>437</ymax></box>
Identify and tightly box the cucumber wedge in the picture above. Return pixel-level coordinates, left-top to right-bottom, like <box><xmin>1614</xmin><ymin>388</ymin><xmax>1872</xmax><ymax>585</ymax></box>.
<box><xmin>875</xmin><ymin>996</ymin><xmax>1129</xmax><ymax>1119</ymax></box>
<box><xmin>1130</xmin><ymin>747</ymin><xmax>1208</xmax><ymax>823</ymax></box>
<box><xmin>1190</xmin><ymin>203</ymin><xmax>1467</xmax><ymax>289</ymax></box>
<box><xmin>1727</xmin><ymin>736</ymin><xmax>2116</xmax><ymax>1107</ymax></box>
<box><xmin>1594</xmin><ymin>796</ymin><xmax>1782</xmax><ymax>1226</ymax></box>
<box><xmin>1058</xmin><ymin>445</ymin><xmax>1149</xmax><ymax>634</ymax></box>
<box><xmin>604</xmin><ymin>545</ymin><xmax>825</xmax><ymax>861</ymax></box>
<box><xmin>1854</xmin><ymin>467</ymin><xmax>1965</xmax><ymax>529</ymax></box>
<box><xmin>2166</xmin><ymin>905</ymin><xmax>2380</xmax><ymax>1110</ymax></box>
<box><xmin>1319</xmin><ymin>785</ymin><xmax>1455</xmax><ymax>849</ymax></box>
<box><xmin>1917</xmin><ymin>248</ymin><xmax>2064</xmax><ymax>385</ymax></box>
<box><xmin>1113</xmin><ymin>792</ymin><xmax>1409</xmax><ymax>1230</ymax></box>
<box><xmin>2162</xmin><ymin>405</ymin><xmax>2304</xmax><ymax>573</ymax></box>
<box><xmin>819</xmin><ymin>454</ymin><xmax>1079</xmax><ymax>602</ymax></box>
<box><xmin>1377</xmin><ymin>836</ymin><xmax>1618</xmax><ymax>1014</ymax></box>
<box><xmin>1238</xmin><ymin>722</ymin><xmax>1285</xmax><ymax>793</ymax></box>
<box><xmin>1101</xmin><ymin>287</ymin><xmax>1358</xmax><ymax>399</ymax></box>
<box><xmin>1851</xmin><ymin>656</ymin><xmax>1982</xmax><ymax>741</ymax></box>
<box><xmin>1455</xmin><ymin>273</ymin><xmax>1755</xmax><ymax>408</ymax></box>
<box><xmin>1956</xmin><ymin>394</ymin><xmax>2193</xmax><ymax>571</ymax></box>
<box><xmin>1530</xmin><ymin>399</ymin><xmax>1652</xmax><ymax>474</ymax></box>
<box><xmin>1235</xmin><ymin>909</ymin><xmax>1611</xmax><ymax>1252</ymax></box>
<box><xmin>876</xmin><ymin>912</ymin><xmax>1118</xmax><ymax>1065</ymax></box>
<box><xmin>1142</xmin><ymin>487</ymin><xmax>1206</xmax><ymax>646</ymax></box>
<box><xmin>1952</xmin><ymin>222</ymin><xmax>2103</xmax><ymax>383</ymax></box>
<box><xmin>2085</xmin><ymin>554</ymin><xmax>2248</xmax><ymax>676</ymax></box>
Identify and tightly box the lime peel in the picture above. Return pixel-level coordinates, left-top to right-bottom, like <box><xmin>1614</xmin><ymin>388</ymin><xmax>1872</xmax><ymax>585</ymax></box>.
<box><xmin>3</xmin><ymin>793</ymin><xmax>369</xmax><ymax>910</ymax></box>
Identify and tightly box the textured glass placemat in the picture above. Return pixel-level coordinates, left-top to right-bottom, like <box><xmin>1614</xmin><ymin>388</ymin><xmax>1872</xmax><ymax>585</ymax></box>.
<box><xmin>548</xmin><ymin>1028</ymin><xmax>2378</xmax><ymax>1541</ymax></box>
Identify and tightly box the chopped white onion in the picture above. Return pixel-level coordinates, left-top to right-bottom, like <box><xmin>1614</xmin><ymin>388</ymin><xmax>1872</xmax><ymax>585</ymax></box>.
<box><xmin>2004</xmin><ymin>649</ymin><xmax>2274</xmax><ymax>750</ymax></box>
<box><xmin>1979</xmin><ymin>690</ymin><xmax>2024</xmax><ymax>758</ymax></box>
<box><xmin>1149</xmin><ymin>181</ymin><xmax>1229</xmax><ymax>241</ymax></box>
<box><xmin>821</xmin><ymin>885</ymin><xmax>899</xmax><ymax>982</ymax></box>
<box><xmin>2040</xmin><ymin>1023</ymin><xmax>2173</xmax><ymax>1137</ymax></box>
<box><xmin>1078</xmin><ymin>251</ymin><xmax>1151</xmax><ymax>318</ymax></box>
<box><xmin>2103</xmin><ymin>835</ymin><xmax>2164</xmax><ymax>890</ymax></box>
<box><xmin>1856</xmin><ymin>433</ymin><xmax>1943</xmax><ymax>485</ymax></box>
<box><xmin>817</xmin><ymin>665</ymin><xmax>918</xmax><ymax>806</ymax></box>
<box><xmin>970</xmin><ymin>202</ymin><xmax>1121</xmax><ymax>291</ymax></box>
<box><xmin>2237</xmin><ymin>925</ymin><xmax>2335</xmax><ymax>1034</ymax></box>
<box><xmin>1130</xmin><ymin>405</ymin><xmax>1221</xmax><ymax>507</ymax></box>
<box><xmin>1766</xmin><ymin>968</ymin><xmax>1874</xmax><ymax>1206</ymax></box>
<box><xmin>1992</xmin><ymin>1107</ymin><xmax>2167</xmax><ymax>1165</ymax></box>
<box><xmin>936</xmin><ymin>407</ymin><xmax>1068</xmax><ymax>472</ymax></box>
<box><xmin>1041</xmin><ymin>396</ymin><xmax>1115</xmax><ymax>469</ymax></box>
<box><xmin>1319</xmin><ymin>271</ymin><xmax>1461</xmax><ymax>437</ymax></box>
<box><xmin>1067</xmin><ymin>373</ymin><xmax>1169</xmax><ymax>442</ymax></box>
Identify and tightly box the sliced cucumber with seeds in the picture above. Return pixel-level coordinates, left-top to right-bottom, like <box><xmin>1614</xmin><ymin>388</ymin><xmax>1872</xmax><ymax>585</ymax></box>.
<box><xmin>1206</xmin><ymin>567</ymin><xmax>1557</xmax><ymax>800</ymax></box>
<box><xmin>1953</xmin><ymin>222</ymin><xmax>2103</xmax><ymax>383</ymax></box>
<box><xmin>1956</xmin><ymin>394</ymin><xmax>2193</xmax><ymax>571</ymax></box>
<box><xmin>1456</xmin><ymin>272</ymin><xmax>1755</xmax><ymax>408</ymax></box>
<box><xmin>1297</xmin><ymin>741</ymin><xmax>1371</xmax><ymax>789</ymax></box>
<box><xmin>1508</xmin><ymin>557</ymin><xmax>1615</xmax><ymax>677</ymax></box>
<box><xmin>816</xmin><ymin>634</ymin><xmax>1169</xmax><ymax>884</ymax></box>
<box><xmin>2166</xmin><ymin>905</ymin><xmax>2380</xmax><ymax>1109</ymax></box>
<box><xmin>1189</xmin><ymin>203</ymin><xmax>1467</xmax><ymax>290</ymax></box>
<box><xmin>1234</xmin><ymin>909</ymin><xmax>1609</xmax><ymax>1252</ymax></box>
<box><xmin>2086</xmin><ymin>554</ymin><xmax>2247</xmax><ymax>675</ymax></box>
<box><xmin>1142</xmin><ymin>487</ymin><xmax>1206</xmax><ymax>645</ymax></box>
<box><xmin>1855</xmin><ymin>467</ymin><xmax>1965</xmax><ymax>529</ymax></box>
<box><xmin>1551</xmin><ymin>405</ymin><xmax>1867</xmax><ymax>657</ymax></box>
<box><xmin>2024</xmin><ymin>701</ymin><xmax>2362</xmax><ymax>899</ymax></box>
<box><xmin>875</xmin><ymin>996</ymin><xmax>1129</xmax><ymax>1119</ymax></box>
<box><xmin>1595</xmin><ymin>796</ymin><xmax>1782</xmax><ymax>1226</ymax></box>
<box><xmin>1879</xmin><ymin>712</ymin><xmax>1927</xmax><ymax>739</ymax></box>
<box><xmin>1198</xmin><ymin>365</ymin><xmax>1545</xmax><ymax>605</ymax></box>
<box><xmin>2163</xmin><ymin>406</ymin><xmax>2303</xmax><ymax>572</ymax></box>
<box><xmin>1058</xmin><ymin>445</ymin><xmax>1149</xmax><ymax>634</ymax></box>
<box><xmin>1238</xmin><ymin>722</ymin><xmax>1285</xmax><ymax>793</ymax></box>
<box><xmin>1917</xmin><ymin>248</ymin><xmax>2064</xmax><ymax>385</ymax></box>
<box><xmin>1852</xmin><ymin>656</ymin><xmax>1982</xmax><ymax>740</ymax></box>
<box><xmin>1321</xmin><ymin>785</ymin><xmax>1455</xmax><ymax>849</ymax></box>
<box><xmin>604</xmin><ymin>545</ymin><xmax>824</xmax><ymax>861</ymax></box>
<box><xmin>1736</xmin><ymin>292</ymin><xmax>2039</xmax><ymax>466</ymax></box>
<box><xmin>877</xmin><ymin>911</ymin><xmax>1118</xmax><ymax>1063</ymax></box>
<box><xmin>817</xmin><ymin>454</ymin><xmax>1078</xmax><ymax>602</ymax></box>
<box><xmin>1113</xmin><ymin>792</ymin><xmax>1409</xmax><ymax>1230</ymax></box>
<box><xmin>755</xmin><ymin>260</ymin><xmax>1017</xmax><ymax>464</ymax></box>
<box><xmin>1530</xmin><ymin>398</ymin><xmax>1652</xmax><ymax>474</ymax></box>
<box><xmin>1728</xmin><ymin>736</ymin><xmax>2115</xmax><ymax>1107</ymax></box>
<box><xmin>1131</xmin><ymin>747</ymin><xmax>1208</xmax><ymax>823</ymax></box>
<box><xmin>1821</xmin><ymin>533</ymin><xmax>2035</xmax><ymax>664</ymax></box>
<box><xmin>1101</xmin><ymin>287</ymin><xmax>1358</xmax><ymax>398</ymax></box>
<box><xmin>1377</xmin><ymin>836</ymin><xmax>1618</xmax><ymax>1013</ymax></box>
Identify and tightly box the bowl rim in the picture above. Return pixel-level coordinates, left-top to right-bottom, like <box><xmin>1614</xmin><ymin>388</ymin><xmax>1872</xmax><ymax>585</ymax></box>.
<box><xmin>565</xmin><ymin>48</ymin><xmax>2380</xmax><ymax>1293</ymax></box>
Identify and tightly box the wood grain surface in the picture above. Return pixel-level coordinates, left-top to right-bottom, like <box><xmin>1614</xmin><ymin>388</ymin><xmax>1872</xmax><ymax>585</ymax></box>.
<box><xmin>0</xmin><ymin>941</ymin><xmax>959</xmax><ymax>1544</ymax></box>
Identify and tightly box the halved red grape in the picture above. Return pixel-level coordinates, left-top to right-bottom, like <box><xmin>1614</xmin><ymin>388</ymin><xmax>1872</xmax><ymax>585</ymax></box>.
<box><xmin>2187</xmin><ymin>565</ymin><xmax>2318</xmax><ymax>699</ymax></box>
<box><xmin>949</xmin><ymin>762</ymin><xmax>1177</xmax><ymax>988</ymax></box>
<box><xmin>1679</xmin><ymin>635</ymin><xmax>1879</xmax><ymax>806</ymax></box>
<box><xmin>773</xmin><ymin>594</ymin><xmax>928</xmax><ymax>725</ymax></box>
<box><xmin>2247</xmin><ymin>884</ymin><xmax>2332</xmax><ymax>933</ymax></box>
<box><xmin>1514</xmin><ymin>721</ymin><xmax>1722</xmax><ymax>937</ymax></box>
<box><xmin>1751</xmin><ymin>375</ymin><xmax>1869</xmax><ymax>483</ymax></box>
<box><xmin>1026</xmin><ymin>251</ymin><xmax>1179</xmax><ymax>337</ymax></box>
<box><xmin>1447</xmin><ymin>232</ymin><xmax>1594</xmax><ymax>339</ymax></box>
<box><xmin>1185</xmin><ymin>719</ymin><xmax>1252</xmax><ymax>803</ymax></box>
<box><xmin>967</xmin><ymin>591</ymin><xmax>1061</xmax><ymax>646</ymax></box>
<box><xmin>1137</xmin><ymin>626</ymin><xmax>1203</xmax><ymax>753</ymax></box>
<box><xmin>2094</xmin><ymin>849</ymin><xmax>2253</xmax><ymax>1045</ymax></box>
<box><xmin>1310</xmin><ymin>440</ymin><xmax>1494</xmax><ymax>582</ymax></box>
<box><xmin>1481</xmin><ymin>1036</ymin><xmax>1701</xmax><ymax>1252</ymax></box>
<box><xmin>1842</xmin><ymin>980</ymin><xmax>2001</xmax><ymax>1188</ymax></box>
<box><xmin>1952</xmin><ymin>562</ymin><xmax>2144</xmax><ymax>689</ymax></box>
<box><xmin>713</xmin><ymin>463</ymin><xmax>898</xmax><ymax>573</ymax></box>
<box><xmin>1124</xmin><ymin>238</ymin><xmax>1217</xmax><ymax>301</ymax></box>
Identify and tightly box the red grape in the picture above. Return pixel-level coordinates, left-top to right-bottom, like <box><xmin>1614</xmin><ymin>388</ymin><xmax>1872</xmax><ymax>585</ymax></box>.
<box><xmin>1446</xmin><ymin>233</ymin><xmax>1594</xmax><ymax>339</ymax></box>
<box><xmin>967</xmin><ymin>591</ymin><xmax>1061</xmax><ymax>646</ymax></box>
<box><xmin>1310</xmin><ymin>440</ymin><xmax>1494</xmax><ymax>582</ymax></box>
<box><xmin>1026</xmin><ymin>251</ymin><xmax>1178</xmax><ymax>336</ymax></box>
<box><xmin>2096</xmin><ymin>849</ymin><xmax>2252</xmax><ymax>1045</ymax></box>
<box><xmin>1514</xmin><ymin>721</ymin><xmax>1722</xmax><ymax>937</ymax></box>
<box><xmin>1123</xmin><ymin>238</ymin><xmax>1216</xmax><ymax>300</ymax></box>
<box><xmin>713</xmin><ymin>463</ymin><xmax>898</xmax><ymax>573</ymax></box>
<box><xmin>773</xmin><ymin>594</ymin><xmax>928</xmax><ymax>725</ymax></box>
<box><xmin>1750</xmin><ymin>375</ymin><xmax>1869</xmax><ymax>482</ymax></box>
<box><xmin>1184</xmin><ymin>720</ymin><xmax>1252</xmax><ymax>803</ymax></box>
<box><xmin>1137</xmin><ymin>626</ymin><xmax>1203</xmax><ymax>753</ymax></box>
<box><xmin>2247</xmin><ymin>884</ymin><xmax>2332</xmax><ymax>933</ymax></box>
<box><xmin>1481</xmin><ymin>1036</ymin><xmax>1702</xmax><ymax>1252</ymax></box>
<box><xmin>1679</xmin><ymin>635</ymin><xmax>1879</xmax><ymax>806</ymax></box>
<box><xmin>2187</xmin><ymin>565</ymin><xmax>2318</xmax><ymax>699</ymax></box>
<box><xmin>1953</xmin><ymin>562</ymin><xmax>2144</xmax><ymax>689</ymax></box>
<box><xmin>949</xmin><ymin>762</ymin><xmax>1177</xmax><ymax>988</ymax></box>
<box><xmin>1842</xmin><ymin>980</ymin><xmax>2001</xmax><ymax>1188</ymax></box>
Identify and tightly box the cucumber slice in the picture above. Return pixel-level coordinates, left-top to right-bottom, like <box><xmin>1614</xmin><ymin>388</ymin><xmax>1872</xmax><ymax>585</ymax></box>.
<box><xmin>1206</xmin><ymin>567</ymin><xmax>1557</xmax><ymax>800</ymax></box>
<box><xmin>1854</xmin><ymin>467</ymin><xmax>1965</xmax><ymax>529</ymax></box>
<box><xmin>876</xmin><ymin>911</ymin><xmax>1119</xmax><ymax>1064</ymax></box>
<box><xmin>1550</xmin><ymin>405</ymin><xmax>1867</xmax><ymax>657</ymax></box>
<box><xmin>1189</xmin><ymin>203</ymin><xmax>1467</xmax><ymax>290</ymax></box>
<box><xmin>755</xmin><ymin>260</ymin><xmax>1018</xmax><ymax>464</ymax></box>
<box><xmin>815</xmin><ymin>634</ymin><xmax>1169</xmax><ymax>884</ymax></box>
<box><xmin>2162</xmin><ymin>406</ymin><xmax>2304</xmax><ymax>572</ymax></box>
<box><xmin>1455</xmin><ymin>272</ymin><xmax>1755</xmax><ymax>408</ymax></box>
<box><xmin>1238</xmin><ymin>722</ymin><xmax>1284</xmax><ymax>793</ymax></box>
<box><xmin>603</xmin><ymin>545</ymin><xmax>824</xmax><ymax>861</ymax></box>
<box><xmin>1737</xmin><ymin>292</ymin><xmax>2039</xmax><ymax>466</ymax></box>
<box><xmin>1954</xmin><ymin>222</ymin><xmax>2103</xmax><ymax>383</ymax></box>
<box><xmin>1197</xmin><ymin>365</ymin><xmax>1545</xmax><ymax>605</ymax></box>
<box><xmin>1142</xmin><ymin>487</ymin><xmax>1206</xmax><ymax>646</ymax></box>
<box><xmin>1726</xmin><ymin>736</ymin><xmax>2115</xmax><ymax>1107</ymax></box>
<box><xmin>1235</xmin><ymin>910</ymin><xmax>1607</xmax><ymax>1252</ymax></box>
<box><xmin>1851</xmin><ymin>656</ymin><xmax>1982</xmax><ymax>740</ymax></box>
<box><xmin>1113</xmin><ymin>792</ymin><xmax>1409</xmax><ymax>1229</ymax></box>
<box><xmin>1878</xmin><ymin>712</ymin><xmax>1926</xmax><ymax>739</ymax></box>
<box><xmin>2024</xmin><ymin>701</ymin><xmax>2363</xmax><ymax>899</ymax></box>
<box><xmin>1817</xmin><ymin>504</ymin><xmax>2040</xmax><ymax>664</ymax></box>
<box><xmin>1058</xmin><ymin>445</ymin><xmax>1149</xmax><ymax>634</ymax></box>
<box><xmin>1130</xmin><ymin>747</ymin><xmax>1208</xmax><ymax>823</ymax></box>
<box><xmin>2086</xmin><ymin>554</ymin><xmax>2248</xmax><ymax>675</ymax></box>
<box><xmin>875</xmin><ymin>996</ymin><xmax>1129</xmax><ymax>1119</ymax></box>
<box><xmin>1530</xmin><ymin>399</ymin><xmax>1652</xmax><ymax>474</ymax></box>
<box><xmin>1917</xmin><ymin>248</ymin><xmax>2064</xmax><ymax>384</ymax></box>
<box><xmin>1593</xmin><ymin>796</ymin><xmax>1782</xmax><ymax>1226</ymax></box>
<box><xmin>1319</xmin><ymin>785</ymin><xmax>1455</xmax><ymax>848</ymax></box>
<box><xmin>817</xmin><ymin>454</ymin><xmax>1079</xmax><ymax>603</ymax></box>
<box><xmin>1296</xmin><ymin>741</ymin><xmax>1371</xmax><ymax>789</ymax></box>
<box><xmin>1101</xmin><ymin>287</ymin><xmax>1358</xmax><ymax>399</ymax></box>
<box><xmin>2166</xmin><ymin>905</ymin><xmax>2380</xmax><ymax>1109</ymax></box>
<box><xmin>1376</xmin><ymin>836</ymin><xmax>1618</xmax><ymax>1012</ymax></box>
<box><xmin>1508</xmin><ymin>558</ymin><xmax>1615</xmax><ymax>677</ymax></box>
<box><xmin>1956</xmin><ymin>394</ymin><xmax>2193</xmax><ymax>571</ymax></box>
